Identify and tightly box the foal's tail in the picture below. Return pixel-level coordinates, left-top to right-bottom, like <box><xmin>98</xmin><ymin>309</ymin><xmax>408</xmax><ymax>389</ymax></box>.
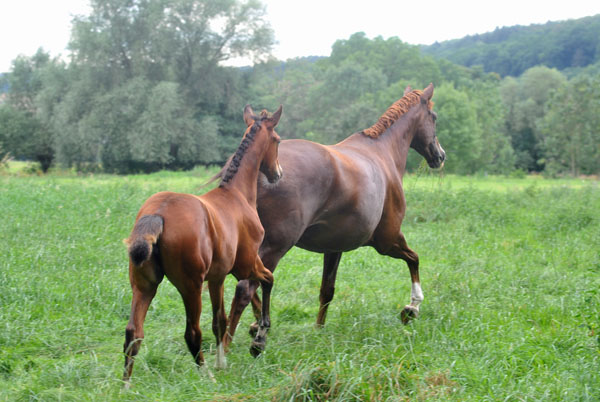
<box><xmin>125</xmin><ymin>215</ymin><xmax>164</xmax><ymax>266</ymax></box>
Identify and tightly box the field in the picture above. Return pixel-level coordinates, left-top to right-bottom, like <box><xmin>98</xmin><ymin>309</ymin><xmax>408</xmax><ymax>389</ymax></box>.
<box><xmin>1</xmin><ymin>170</ymin><xmax>599</xmax><ymax>401</ymax></box>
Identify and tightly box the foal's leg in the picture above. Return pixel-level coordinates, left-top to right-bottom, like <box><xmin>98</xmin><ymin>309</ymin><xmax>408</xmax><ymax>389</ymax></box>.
<box><xmin>250</xmin><ymin>257</ymin><xmax>274</xmax><ymax>357</ymax></box>
<box><xmin>123</xmin><ymin>264</ymin><xmax>162</xmax><ymax>384</ymax></box>
<box><xmin>181</xmin><ymin>286</ymin><xmax>205</xmax><ymax>366</ymax></box>
<box><xmin>207</xmin><ymin>279</ymin><xmax>228</xmax><ymax>369</ymax></box>
<box><xmin>315</xmin><ymin>252</ymin><xmax>342</xmax><ymax>327</ymax></box>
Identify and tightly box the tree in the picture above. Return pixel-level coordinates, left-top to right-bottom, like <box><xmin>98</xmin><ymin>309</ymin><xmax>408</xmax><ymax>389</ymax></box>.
<box><xmin>537</xmin><ymin>75</ymin><xmax>600</xmax><ymax>176</ymax></box>
<box><xmin>53</xmin><ymin>0</ymin><xmax>275</xmax><ymax>172</ymax></box>
<box><xmin>500</xmin><ymin>66</ymin><xmax>567</xmax><ymax>171</ymax></box>
<box><xmin>432</xmin><ymin>83</ymin><xmax>481</xmax><ymax>174</ymax></box>
<box><xmin>1</xmin><ymin>49</ymin><xmax>57</xmax><ymax>171</ymax></box>
<box><xmin>128</xmin><ymin>81</ymin><xmax>220</xmax><ymax>169</ymax></box>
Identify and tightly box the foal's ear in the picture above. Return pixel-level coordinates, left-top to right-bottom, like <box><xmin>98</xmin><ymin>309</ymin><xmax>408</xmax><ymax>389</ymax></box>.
<box><xmin>268</xmin><ymin>105</ymin><xmax>283</xmax><ymax>127</ymax></box>
<box><xmin>243</xmin><ymin>104</ymin><xmax>255</xmax><ymax>127</ymax></box>
<box><xmin>421</xmin><ymin>83</ymin><xmax>434</xmax><ymax>104</ymax></box>
<box><xmin>404</xmin><ymin>85</ymin><xmax>413</xmax><ymax>96</ymax></box>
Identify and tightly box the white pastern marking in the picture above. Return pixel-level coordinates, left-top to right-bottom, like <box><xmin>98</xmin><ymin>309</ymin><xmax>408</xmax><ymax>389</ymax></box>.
<box><xmin>215</xmin><ymin>343</ymin><xmax>227</xmax><ymax>370</ymax></box>
<box><xmin>411</xmin><ymin>282</ymin><xmax>424</xmax><ymax>309</ymax></box>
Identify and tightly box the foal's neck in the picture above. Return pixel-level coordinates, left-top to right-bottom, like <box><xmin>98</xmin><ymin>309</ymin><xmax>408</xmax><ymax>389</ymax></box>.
<box><xmin>222</xmin><ymin>137</ymin><xmax>266</xmax><ymax>206</ymax></box>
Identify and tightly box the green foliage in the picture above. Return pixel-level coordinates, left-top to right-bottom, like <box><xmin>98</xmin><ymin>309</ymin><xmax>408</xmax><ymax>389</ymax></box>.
<box><xmin>53</xmin><ymin>0</ymin><xmax>274</xmax><ymax>172</ymax></box>
<box><xmin>2</xmin><ymin>5</ymin><xmax>599</xmax><ymax>175</ymax></box>
<box><xmin>1</xmin><ymin>172</ymin><xmax>598</xmax><ymax>400</ymax></box>
<box><xmin>433</xmin><ymin>84</ymin><xmax>481</xmax><ymax>174</ymax></box>
<box><xmin>537</xmin><ymin>75</ymin><xmax>600</xmax><ymax>176</ymax></box>
<box><xmin>499</xmin><ymin>67</ymin><xmax>568</xmax><ymax>172</ymax></box>
<box><xmin>422</xmin><ymin>15</ymin><xmax>600</xmax><ymax>77</ymax></box>
<box><xmin>1</xmin><ymin>50</ymin><xmax>58</xmax><ymax>171</ymax></box>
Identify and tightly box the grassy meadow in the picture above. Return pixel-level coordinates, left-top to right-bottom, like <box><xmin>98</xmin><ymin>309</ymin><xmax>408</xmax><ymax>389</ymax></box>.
<box><xmin>0</xmin><ymin>169</ymin><xmax>598</xmax><ymax>401</ymax></box>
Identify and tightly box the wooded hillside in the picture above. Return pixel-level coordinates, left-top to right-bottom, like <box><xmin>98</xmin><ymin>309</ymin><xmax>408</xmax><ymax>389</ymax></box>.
<box><xmin>1</xmin><ymin>1</ymin><xmax>598</xmax><ymax>176</ymax></box>
<box><xmin>422</xmin><ymin>14</ymin><xmax>600</xmax><ymax>77</ymax></box>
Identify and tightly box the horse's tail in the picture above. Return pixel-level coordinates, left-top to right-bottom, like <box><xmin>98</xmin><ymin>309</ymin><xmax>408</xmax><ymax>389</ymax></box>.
<box><xmin>125</xmin><ymin>214</ymin><xmax>164</xmax><ymax>267</ymax></box>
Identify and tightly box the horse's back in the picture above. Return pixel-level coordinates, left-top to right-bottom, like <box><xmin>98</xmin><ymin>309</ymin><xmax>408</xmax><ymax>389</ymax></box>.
<box><xmin>258</xmin><ymin>139</ymin><xmax>388</xmax><ymax>253</ymax></box>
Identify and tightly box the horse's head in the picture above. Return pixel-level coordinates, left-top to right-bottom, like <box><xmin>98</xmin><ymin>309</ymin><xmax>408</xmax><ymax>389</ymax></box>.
<box><xmin>410</xmin><ymin>84</ymin><xmax>445</xmax><ymax>169</ymax></box>
<box><xmin>243</xmin><ymin>104</ymin><xmax>283</xmax><ymax>183</ymax></box>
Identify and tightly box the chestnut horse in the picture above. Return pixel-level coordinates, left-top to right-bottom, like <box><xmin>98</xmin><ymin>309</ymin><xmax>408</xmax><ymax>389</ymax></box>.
<box><xmin>224</xmin><ymin>84</ymin><xmax>445</xmax><ymax>350</ymax></box>
<box><xmin>122</xmin><ymin>105</ymin><xmax>283</xmax><ymax>383</ymax></box>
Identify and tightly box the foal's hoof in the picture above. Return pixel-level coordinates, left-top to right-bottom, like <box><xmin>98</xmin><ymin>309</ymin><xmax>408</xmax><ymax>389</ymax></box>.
<box><xmin>400</xmin><ymin>305</ymin><xmax>419</xmax><ymax>325</ymax></box>
<box><xmin>250</xmin><ymin>339</ymin><xmax>266</xmax><ymax>358</ymax></box>
<box><xmin>249</xmin><ymin>322</ymin><xmax>259</xmax><ymax>337</ymax></box>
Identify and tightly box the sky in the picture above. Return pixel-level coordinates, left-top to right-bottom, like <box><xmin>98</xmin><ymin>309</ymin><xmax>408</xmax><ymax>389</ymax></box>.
<box><xmin>1</xmin><ymin>0</ymin><xmax>600</xmax><ymax>72</ymax></box>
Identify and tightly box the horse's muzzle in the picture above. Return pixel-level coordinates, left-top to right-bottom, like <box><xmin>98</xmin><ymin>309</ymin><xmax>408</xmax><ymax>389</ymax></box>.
<box><xmin>428</xmin><ymin>151</ymin><xmax>446</xmax><ymax>169</ymax></box>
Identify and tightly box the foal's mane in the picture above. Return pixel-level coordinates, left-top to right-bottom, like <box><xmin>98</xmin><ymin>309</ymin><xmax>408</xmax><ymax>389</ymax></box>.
<box><xmin>219</xmin><ymin>110</ymin><xmax>270</xmax><ymax>186</ymax></box>
<box><xmin>360</xmin><ymin>90</ymin><xmax>433</xmax><ymax>138</ymax></box>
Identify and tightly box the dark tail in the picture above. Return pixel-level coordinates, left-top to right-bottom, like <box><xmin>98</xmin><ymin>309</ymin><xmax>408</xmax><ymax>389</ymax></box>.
<box><xmin>125</xmin><ymin>215</ymin><xmax>164</xmax><ymax>266</ymax></box>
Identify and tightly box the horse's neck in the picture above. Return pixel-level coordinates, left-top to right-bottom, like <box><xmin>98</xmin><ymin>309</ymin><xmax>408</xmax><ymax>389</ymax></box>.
<box><xmin>355</xmin><ymin>109</ymin><xmax>418</xmax><ymax>175</ymax></box>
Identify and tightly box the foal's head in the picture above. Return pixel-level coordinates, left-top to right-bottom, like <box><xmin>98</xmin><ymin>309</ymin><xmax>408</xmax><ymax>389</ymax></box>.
<box><xmin>243</xmin><ymin>105</ymin><xmax>283</xmax><ymax>183</ymax></box>
<box><xmin>410</xmin><ymin>84</ymin><xmax>445</xmax><ymax>169</ymax></box>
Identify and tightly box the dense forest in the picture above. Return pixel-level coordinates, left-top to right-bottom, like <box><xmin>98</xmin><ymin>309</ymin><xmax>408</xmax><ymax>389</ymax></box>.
<box><xmin>421</xmin><ymin>15</ymin><xmax>600</xmax><ymax>77</ymax></box>
<box><xmin>0</xmin><ymin>0</ymin><xmax>599</xmax><ymax>176</ymax></box>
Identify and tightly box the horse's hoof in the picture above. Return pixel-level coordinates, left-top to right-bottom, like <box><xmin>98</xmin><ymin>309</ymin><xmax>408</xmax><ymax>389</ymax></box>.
<box><xmin>249</xmin><ymin>339</ymin><xmax>265</xmax><ymax>358</ymax></box>
<box><xmin>249</xmin><ymin>322</ymin><xmax>259</xmax><ymax>337</ymax></box>
<box><xmin>401</xmin><ymin>305</ymin><xmax>419</xmax><ymax>324</ymax></box>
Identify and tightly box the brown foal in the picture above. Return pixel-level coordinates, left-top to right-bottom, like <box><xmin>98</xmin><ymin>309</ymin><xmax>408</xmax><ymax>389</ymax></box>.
<box><xmin>122</xmin><ymin>105</ymin><xmax>283</xmax><ymax>383</ymax></box>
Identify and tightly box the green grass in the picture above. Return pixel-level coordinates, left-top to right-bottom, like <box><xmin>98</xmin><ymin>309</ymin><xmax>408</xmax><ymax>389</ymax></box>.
<box><xmin>1</xmin><ymin>171</ymin><xmax>598</xmax><ymax>401</ymax></box>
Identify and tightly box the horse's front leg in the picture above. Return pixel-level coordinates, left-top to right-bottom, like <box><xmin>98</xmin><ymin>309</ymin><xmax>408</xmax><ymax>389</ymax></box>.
<box><xmin>224</xmin><ymin>279</ymin><xmax>260</xmax><ymax>349</ymax></box>
<box><xmin>250</xmin><ymin>256</ymin><xmax>274</xmax><ymax>357</ymax></box>
<box><xmin>394</xmin><ymin>233</ymin><xmax>423</xmax><ymax>324</ymax></box>
<box><xmin>377</xmin><ymin>231</ymin><xmax>423</xmax><ymax>324</ymax></box>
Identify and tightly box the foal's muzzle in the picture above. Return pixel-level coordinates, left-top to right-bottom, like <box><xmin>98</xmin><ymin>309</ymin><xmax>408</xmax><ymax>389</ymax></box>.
<box><xmin>266</xmin><ymin>163</ymin><xmax>283</xmax><ymax>183</ymax></box>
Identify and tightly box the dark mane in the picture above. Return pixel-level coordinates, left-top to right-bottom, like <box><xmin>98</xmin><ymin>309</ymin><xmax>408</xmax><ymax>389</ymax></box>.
<box><xmin>219</xmin><ymin>110</ymin><xmax>271</xmax><ymax>186</ymax></box>
<box><xmin>220</xmin><ymin>122</ymin><xmax>260</xmax><ymax>185</ymax></box>
<box><xmin>360</xmin><ymin>90</ymin><xmax>433</xmax><ymax>138</ymax></box>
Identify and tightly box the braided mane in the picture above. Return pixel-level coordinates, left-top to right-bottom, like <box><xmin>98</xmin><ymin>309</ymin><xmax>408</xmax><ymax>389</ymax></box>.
<box><xmin>360</xmin><ymin>90</ymin><xmax>433</xmax><ymax>138</ymax></box>
<box><xmin>219</xmin><ymin>110</ymin><xmax>270</xmax><ymax>186</ymax></box>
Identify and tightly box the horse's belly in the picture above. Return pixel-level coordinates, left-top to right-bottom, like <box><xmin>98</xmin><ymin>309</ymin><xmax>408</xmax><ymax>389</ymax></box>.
<box><xmin>296</xmin><ymin>220</ymin><xmax>374</xmax><ymax>253</ymax></box>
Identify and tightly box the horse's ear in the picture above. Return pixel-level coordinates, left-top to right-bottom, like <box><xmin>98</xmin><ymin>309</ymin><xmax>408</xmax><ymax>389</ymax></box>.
<box><xmin>243</xmin><ymin>104</ymin><xmax>255</xmax><ymax>127</ymax></box>
<box><xmin>404</xmin><ymin>86</ymin><xmax>412</xmax><ymax>96</ymax></box>
<box><xmin>421</xmin><ymin>83</ymin><xmax>434</xmax><ymax>104</ymax></box>
<box><xmin>269</xmin><ymin>105</ymin><xmax>283</xmax><ymax>127</ymax></box>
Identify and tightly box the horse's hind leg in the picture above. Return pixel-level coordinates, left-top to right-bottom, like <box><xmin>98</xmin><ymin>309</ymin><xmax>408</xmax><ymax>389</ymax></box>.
<box><xmin>207</xmin><ymin>279</ymin><xmax>228</xmax><ymax>369</ymax></box>
<box><xmin>316</xmin><ymin>252</ymin><xmax>342</xmax><ymax>327</ymax></box>
<box><xmin>181</xmin><ymin>286</ymin><xmax>205</xmax><ymax>366</ymax></box>
<box><xmin>123</xmin><ymin>263</ymin><xmax>162</xmax><ymax>384</ymax></box>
